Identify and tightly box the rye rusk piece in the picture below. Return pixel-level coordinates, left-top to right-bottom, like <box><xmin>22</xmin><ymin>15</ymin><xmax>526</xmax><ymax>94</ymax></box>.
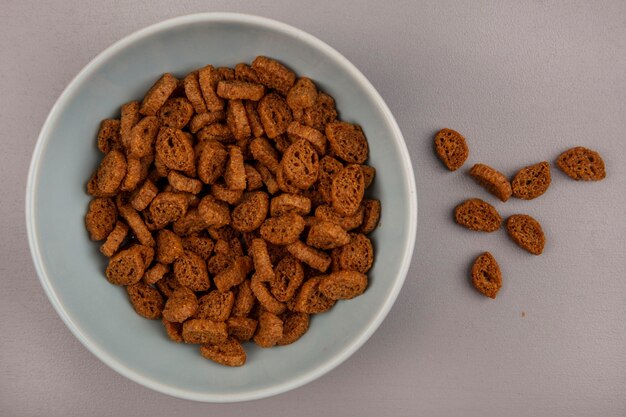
<box><xmin>469</xmin><ymin>163</ymin><xmax>512</xmax><ymax>202</ymax></box>
<box><xmin>471</xmin><ymin>252</ymin><xmax>502</xmax><ymax>299</ymax></box>
<box><xmin>506</xmin><ymin>214</ymin><xmax>545</xmax><ymax>255</ymax></box>
<box><xmin>556</xmin><ymin>146</ymin><xmax>606</xmax><ymax>181</ymax></box>
<box><xmin>454</xmin><ymin>198</ymin><xmax>502</xmax><ymax>232</ymax></box>
<box><xmin>434</xmin><ymin>128</ymin><xmax>468</xmax><ymax>171</ymax></box>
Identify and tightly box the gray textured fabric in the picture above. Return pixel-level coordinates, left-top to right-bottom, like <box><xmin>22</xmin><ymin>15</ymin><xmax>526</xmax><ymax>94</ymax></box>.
<box><xmin>2</xmin><ymin>1</ymin><xmax>625</xmax><ymax>415</ymax></box>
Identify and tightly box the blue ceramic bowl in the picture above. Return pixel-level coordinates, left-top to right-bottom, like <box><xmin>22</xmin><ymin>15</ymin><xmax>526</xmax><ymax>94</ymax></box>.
<box><xmin>26</xmin><ymin>13</ymin><xmax>417</xmax><ymax>402</ymax></box>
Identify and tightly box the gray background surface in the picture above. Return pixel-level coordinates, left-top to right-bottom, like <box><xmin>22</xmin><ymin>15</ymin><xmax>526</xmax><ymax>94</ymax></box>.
<box><xmin>1</xmin><ymin>1</ymin><xmax>625</xmax><ymax>416</ymax></box>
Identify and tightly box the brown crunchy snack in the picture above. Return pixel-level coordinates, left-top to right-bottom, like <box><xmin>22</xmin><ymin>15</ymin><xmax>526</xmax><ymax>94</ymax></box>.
<box><xmin>251</xmin><ymin>56</ymin><xmax>296</xmax><ymax>96</ymax></box>
<box><xmin>127</xmin><ymin>281</ymin><xmax>165</xmax><ymax>319</ymax></box>
<box><xmin>142</xmin><ymin>263</ymin><xmax>169</xmax><ymax>285</ymax></box>
<box><xmin>326</xmin><ymin>122</ymin><xmax>369</xmax><ymax>164</ymax></box>
<box><xmin>118</xmin><ymin>204</ymin><xmax>155</xmax><ymax>247</ymax></box>
<box><xmin>231</xmin><ymin>191</ymin><xmax>269</xmax><ymax>232</ymax></box>
<box><xmin>162</xmin><ymin>318</ymin><xmax>183</xmax><ymax>342</ymax></box>
<box><xmin>286</xmin><ymin>121</ymin><xmax>327</xmax><ymax>155</ymax></box>
<box><xmin>244</xmin><ymin>164</ymin><xmax>263</xmax><ymax>190</ymax></box>
<box><xmin>317</xmin><ymin>156</ymin><xmax>344</xmax><ymax>202</ymax></box>
<box><xmin>231</xmin><ymin>279</ymin><xmax>255</xmax><ymax>317</ymax></box>
<box><xmin>250</xmin><ymin>238</ymin><xmax>275</xmax><ymax>280</ymax></box>
<box><xmin>97</xmin><ymin>119</ymin><xmax>121</xmax><ymax>153</ymax></box>
<box><xmin>331</xmin><ymin>164</ymin><xmax>365</xmax><ymax>216</ymax></box>
<box><xmin>155</xmin><ymin>127</ymin><xmax>195</xmax><ymax>172</ymax></box>
<box><xmin>162</xmin><ymin>286</ymin><xmax>198</xmax><ymax>322</ymax></box>
<box><xmin>157</xmin><ymin>97</ymin><xmax>194</xmax><ymax>129</ymax></box>
<box><xmin>319</xmin><ymin>271</ymin><xmax>368</xmax><ymax>300</ymax></box>
<box><xmin>256</xmin><ymin>163</ymin><xmax>280</xmax><ymax>194</ymax></box>
<box><xmin>511</xmin><ymin>162</ymin><xmax>551</xmax><ymax>200</ymax></box>
<box><xmin>556</xmin><ymin>146</ymin><xmax>606</xmax><ymax>181</ymax></box>
<box><xmin>168</xmin><ymin>171</ymin><xmax>202</xmax><ymax>194</ymax></box>
<box><xmin>85</xmin><ymin>198</ymin><xmax>117</xmax><ymax>241</ymax></box>
<box><xmin>196</xmin><ymin>123</ymin><xmax>233</xmax><ymax>142</ymax></box>
<box><xmin>173</xmin><ymin>250</ymin><xmax>210</xmax><ymax>291</ymax></box>
<box><xmin>92</xmin><ymin>149</ymin><xmax>127</xmax><ymax>196</ymax></box>
<box><xmin>198</xmin><ymin>196</ymin><xmax>230</xmax><ymax>228</ymax></box>
<box><xmin>253</xmin><ymin>311</ymin><xmax>284</xmax><ymax>348</ymax></box>
<box><xmin>244</xmin><ymin>100</ymin><xmax>264</xmax><ymax>138</ymax></box>
<box><xmin>211</xmin><ymin>182</ymin><xmax>243</xmax><ymax>205</ymax></box>
<box><xmin>120</xmin><ymin>101</ymin><xmax>141</xmax><ymax>150</ymax></box>
<box><xmin>335</xmin><ymin>233</ymin><xmax>374</xmax><ymax>273</ymax></box>
<box><xmin>293</xmin><ymin>277</ymin><xmax>336</xmax><ymax>314</ymax></box>
<box><xmin>275</xmin><ymin>164</ymin><xmax>302</xmax><ymax>194</ymax></box>
<box><xmin>105</xmin><ymin>245</ymin><xmax>148</xmax><ymax>286</ymax></box>
<box><xmin>469</xmin><ymin>163</ymin><xmax>512</xmax><ymax>202</ymax></box>
<box><xmin>156</xmin><ymin>229</ymin><xmax>184</xmax><ymax>264</ymax></box>
<box><xmin>130</xmin><ymin>180</ymin><xmax>158</xmax><ymax>211</ymax></box>
<box><xmin>286</xmin><ymin>240</ymin><xmax>331</xmax><ymax>272</ymax></box>
<box><xmin>183</xmin><ymin>72</ymin><xmax>208</xmax><ymax>114</ymax></box>
<box><xmin>128</xmin><ymin>116</ymin><xmax>160</xmax><ymax>158</ymax></box>
<box><xmin>225</xmin><ymin>100</ymin><xmax>251</xmax><ymax>142</ymax></box>
<box><xmin>120</xmin><ymin>157</ymin><xmax>142</xmax><ymax>192</ymax></box>
<box><xmin>307</xmin><ymin>220</ymin><xmax>350</xmax><ymax>249</ymax></box>
<box><xmin>200</xmin><ymin>337</ymin><xmax>247</xmax><ymax>367</ymax></box>
<box><xmin>260</xmin><ymin>212</ymin><xmax>306</xmax><ymax>245</ymax></box>
<box><xmin>300</xmin><ymin>92</ymin><xmax>337</xmax><ymax>131</ymax></box>
<box><xmin>361</xmin><ymin>166</ymin><xmax>376</xmax><ymax>188</ymax></box>
<box><xmin>216</xmin><ymin>66</ymin><xmax>235</xmax><ymax>81</ymax></box>
<box><xmin>182</xmin><ymin>236</ymin><xmax>214</xmax><ymax>260</ymax></box>
<box><xmin>197</xmin><ymin>141</ymin><xmax>228</xmax><ymax>184</ymax></box>
<box><xmin>506</xmin><ymin>214</ymin><xmax>545</xmax><ymax>255</ymax></box>
<box><xmin>281</xmin><ymin>139</ymin><xmax>319</xmax><ymax>189</ymax></box>
<box><xmin>257</xmin><ymin>93</ymin><xmax>293</xmax><ymax>139</ymax></box>
<box><xmin>213</xmin><ymin>256</ymin><xmax>250</xmax><ymax>292</ymax></box>
<box><xmin>100</xmin><ymin>221</ymin><xmax>129</xmax><ymax>257</ymax></box>
<box><xmin>182</xmin><ymin>319</ymin><xmax>228</xmax><ymax>344</ymax></box>
<box><xmin>471</xmin><ymin>252</ymin><xmax>502</xmax><ymax>299</ymax></box>
<box><xmin>225</xmin><ymin>146</ymin><xmax>247</xmax><ymax>190</ymax></box>
<box><xmin>235</xmin><ymin>63</ymin><xmax>260</xmax><ymax>83</ymax></box>
<box><xmin>217</xmin><ymin>80</ymin><xmax>265</xmax><ymax>101</ymax></box>
<box><xmin>149</xmin><ymin>192</ymin><xmax>189</xmax><ymax>229</ymax></box>
<box><xmin>136</xmin><ymin>244</ymin><xmax>155</xmax><ymax>268</ymax></box>
<box><xmin>189</xmin><ymin>111</ymin><xmax>225</xmax><ymax>133</ymax></box>
<box><xmin>276</xmin><ymin>312</ymin><xmax>309</xmax><ymax>346</ymax></box>
<box><xmin>198</xmin><ymin>65</ymin><xmax>224</xmax><ymax>111</ymax></box>
<box><xmin>155</xmin><ymin>273</ymin><xmax>181</xmax><ymax>298</ymax></box>
<box><xmin>195</xmin><ymin>291</ymin><xmax>235</xmax><ymax>322</ymax></box>
<box><xmin>227</xmin><ymin>317</ymin><xmax>258</xmax><ymax>342</ymax></box>
<box><xmin>273</xmin><ymin>134</ymin><xmax>292</xmax><ymax>154</ymax></box>
<box><xmin>250</xmin><ymin>137</ymin><xmax>280</xmax><ymax>173</ymax></box>
<box><xmin>270</xmin><ymin>193</ymin><xmax>311</xmax><ymax>217</ymax></box>
<box><xmin>286</xmin><ymin>78</ymin><xmax>317</xmax><ymax>113</ymax></box>
<box><xmin>270</xmin><ymin>254</ymin><xmax>304</xmax><ymax>302</ymax></box>
<box><xmin>434</xmin><ymin>128</ymin><xmax>469</xmax><ymax>171</ymax></box>
<box><xmin>358</xmin><ymin>199</ymin><xmax>381</xmax><ymax>234</ymax></box>
<box><xmin>454</xmin><ymin>198</ymin><xmax>502</xmax><ymax>232</ymax></box>
<box><xmin>140</xmin><ymin>73</ymin><xmax>178</xmax><ymax>116</ymax></box>
<box><xmin>251</xmin><ymin>273</ymin><xmax>286</xmax><ymax>315</ymax></box>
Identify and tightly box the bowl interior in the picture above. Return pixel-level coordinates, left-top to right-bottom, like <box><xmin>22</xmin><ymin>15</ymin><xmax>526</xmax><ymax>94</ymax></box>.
<box><xmin>28</xmin><ymin>14</ymin><xmax>416</xmax><ymax>401</ymax></box>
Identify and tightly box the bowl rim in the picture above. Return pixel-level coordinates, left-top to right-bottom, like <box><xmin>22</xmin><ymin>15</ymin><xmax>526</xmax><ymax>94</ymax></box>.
<box><xmin>25</xmin><ymin>12</ymin><xmax>418</xmax><ymax>402</ymax></box>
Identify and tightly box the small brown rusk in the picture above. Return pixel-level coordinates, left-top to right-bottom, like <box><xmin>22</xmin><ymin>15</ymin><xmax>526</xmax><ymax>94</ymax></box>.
<box><xmin>506</xmin><ymin>214</ymin><xmax>545</xmax><ymax>255</ymax></box>
<box><xmin>469</xmin><ymin>163</ymin><xmax>512</xmax><ymax>202</ymax></box>
<box><xmin>556</xmin><ymin>146</ymin><xmax>606</xmax><ymax>181</ymax></box>
<box><xmin>471</xmin><ymin>252</ymin><xmax>502</xmax><ymax>299</ymax></box>
<box><xmin>434</xmin><ymin>128</ymin><xmax>468</xmax><ymax>171</ymax></box>
<box><xmin>511</xmin><ymin>162</ymin><xmax>551</xmax><ymax>200</ymax></box>
<box><xmin>454</xmin><ymin>198</ymin><xmax>501</xmax><ymax>232</ymax></box>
